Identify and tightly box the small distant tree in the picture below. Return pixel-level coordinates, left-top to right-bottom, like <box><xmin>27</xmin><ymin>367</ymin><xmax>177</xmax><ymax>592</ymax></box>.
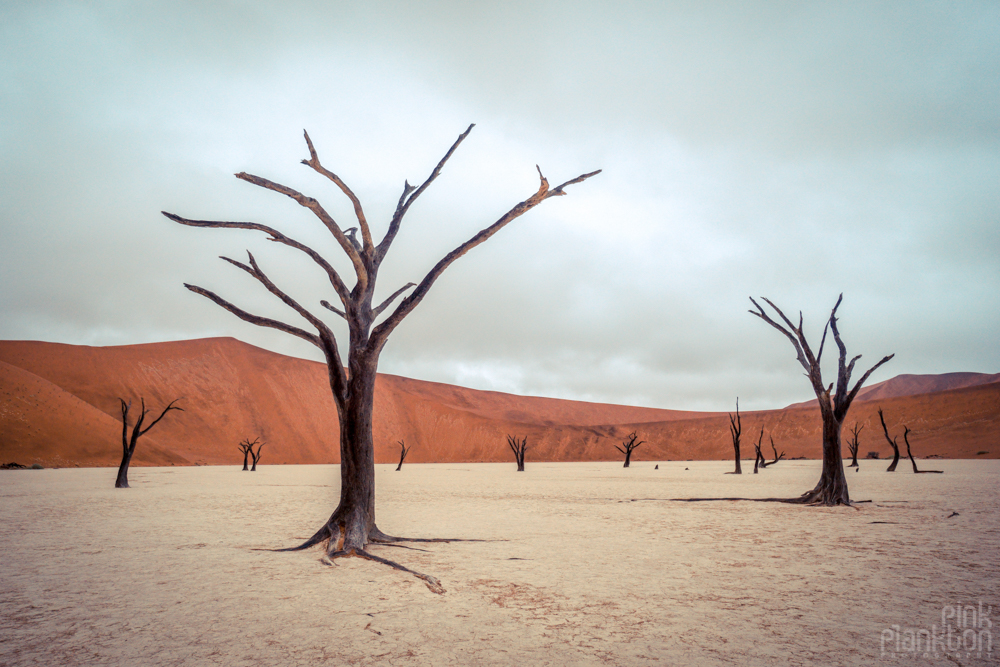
<box><xmin>902</xmin><ymin>427</ymin><xmax>943</xmax><ymax>474</ymax></box>
<box><xmin>726</xmin><ymin>399</ymin><xmax>742</xmax><ymax>475</ymax></box>
<box><xmin>250</xmin><ymin>441</ymin><xmax>265</xmax><ymax>471</ymax></box>
<box><xmin>846</xmin><ymin>423</ymin><xmax>862</xmax><ymax>468</ymax></box>
<box><xmin>395</xmin><ymin>440</ymin><xmax>411</xmax><ymax>471</ymax></box>
<box><xmin>750</xmin><ymin>294</ymin><xmax>893</xmax><ymax>505</ymax></box>
<box><xmin>877</xmin><ymin>408</ymin><xmax>901</xmax><ymax>472</ymax></box>
<box><xmin>615</xmin><ymin>432</ymin><xmax>643</xmax><ymax>468</ymax></box>
<box><xmin>116</xmin><ymin>398</ymin><xmax>183</xmax><ymax>488</ymax></box>
<box><xmin>752</xmin><ymin>426</ymin><xmax>765</xmax><ymax>474</ymax></box>
<box><xmin>507</xmin><ymin>435</ymin><xmax>527</xmax><ymax>471</ymax></box>
<box><xmin>238</xmin><ymin>437</ymin><xmax>258</xmax><ymax>471</ymax></box>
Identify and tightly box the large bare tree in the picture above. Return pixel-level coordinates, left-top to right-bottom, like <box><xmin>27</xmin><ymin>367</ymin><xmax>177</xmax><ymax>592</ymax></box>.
<box><xmin>750</xmin><ymin>294</ymin><xmax>893</xmax><ymax>505</ymax></box>
<box><xmin>116</xmin><ymin>398</ymin><xmax>182</xmax><ymax>488</ymax></box>
<box><xmin>164</xmin><ymin>125</ymin><xmax>598</xmax><ymax>589</ymax></box>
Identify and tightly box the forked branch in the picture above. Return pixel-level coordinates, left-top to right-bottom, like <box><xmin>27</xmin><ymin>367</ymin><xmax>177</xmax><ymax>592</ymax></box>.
<box><xmin>301</xmin><ymin>130</ymin><xmax>374</xmax><ymax>257</ymax></box>
<box><xmin>183</xmin><ymin>284</ymin><xmax>322</xmax><ymax>349</ymax></box>
<box><xmin>160</xmin><ymin>212</ymin><xmax>351</xmax><ymax>305</ymax></box>
<box><xmin>234</xmin><ymin>171</ymin><xmax>368</xmax><ymax>287</ymax></box>
<box><xmin>371</xmin><ymin>165</ymin><xmax>601</xmax><ymax>347</ymax></box>
<box><xmin>375</xmin><ymin>124</ymin><xmax>476</xmax><ymax>266</ymax></box>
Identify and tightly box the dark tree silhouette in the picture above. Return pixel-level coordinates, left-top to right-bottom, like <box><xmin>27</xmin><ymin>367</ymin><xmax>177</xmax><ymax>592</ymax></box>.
<box><xmin>877</xmin><ymin>407</ymin><xmax>901</xmax><ymax>472</ymax></box>
<box><xmin>507</xmin><ymin>435</ymin><xmax>527</xmax><ymax>471</ymax></box>
<box><xmin>164</xmin><ymin>125</ymin><xmax>599</xmax><ymax>590</ymax></box>
<box><xmin>615</xmin><ymin>432</ymin><xmax>643</xmax><ymax>468</ymax></box>
<box><xmin>395</xmin><ymin>440</ymin><xmax>410</xmax><ymax>471</ymax></box>
<box><xmin>846</xmin><ymin>423</ymin><xmax>862</xmax><ymax>468</ymax></box>
<box><xmin>250</xmin><ymin>441</ymin><xmax>264</xmax><ymax>471</ymax></box>
<box><xmin>761</xmin><ymin>436</ymin><xmax>785</xmax><ymax>468</ymax></box>
<box><xmin>615</xmin><ymin>431</ymin><xmax>646</xmax><ymax>468</ymax></box>
<box><xmin>903</xmin><ymin>426</ymin><xmax>943</xmax><ymax>474</ymax></box>
<box><xmin>238</xmin><ymin>437</ymin><xmax>258</xmax><ymax>471</ymax></box>
<box><xmin>752</xmin><ymin>426</ymin><xmax>764</xmax><ymax>474</ymax></box>
<box><xmin>750</xmin><ymin>294</ymin><xmax>893</xmax><ymax>505</ymax></box>
<box><xmin>726</xmin><ymin>399</ymin><xmax>742</xmax><ymax>475</ymax></box>
<box><xmin>116</xmin><ymin>398</ymin><xmax>182</xmax><ymax>488</ymax></box>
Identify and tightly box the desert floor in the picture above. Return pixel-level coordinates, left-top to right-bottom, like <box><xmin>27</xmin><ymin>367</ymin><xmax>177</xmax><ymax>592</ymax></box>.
<box><xmin>1</xmin><ymin>461</ymin><xmax>997</xmax><ymax>666</ymax></box>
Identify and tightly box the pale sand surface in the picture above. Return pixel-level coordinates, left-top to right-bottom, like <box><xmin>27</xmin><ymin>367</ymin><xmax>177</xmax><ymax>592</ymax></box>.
<box><xmin>1</xmin><ymin>461</ymin><xmax>997</xmax><ymax>666</ymax></box>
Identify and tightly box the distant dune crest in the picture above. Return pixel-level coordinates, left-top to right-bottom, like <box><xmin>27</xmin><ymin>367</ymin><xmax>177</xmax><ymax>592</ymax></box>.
<box><xmin>1</xmin><ymin>338</ymin><xmax>996</xmax><ymax>467</ymax></box>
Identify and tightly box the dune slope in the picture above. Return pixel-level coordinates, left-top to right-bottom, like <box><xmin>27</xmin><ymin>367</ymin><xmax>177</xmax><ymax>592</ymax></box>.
<box><xmin>0</xmin><ymin>338</ymin><xmax>996</xmax><ymax>466</ymax></box>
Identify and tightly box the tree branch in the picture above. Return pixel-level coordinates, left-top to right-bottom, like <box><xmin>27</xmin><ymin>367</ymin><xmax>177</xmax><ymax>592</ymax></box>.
<box><xmin>234</xmin><ymin>172</ymin><xmax>368</xmax><ymax>288</ymax></box>
<box><xmin>161</xmin><ymin>211</ymin><xmax>351</xmax><ymax>307</ymax></box>
<box><xmin>748</xmin><ymin>297</ymin><xmax>809</xmax><ymax>373</ymax></box>
<box><xmin>370</xmin><ymin>166</ymin><xmax>601</xmax><ymax>346</ymax></box>
<box><xmin>320</xmin><ymin>300</ymin><xmax>346</xmax><ymax>320</ymax></box>
<box><xmin>372</xmin><ymin>282</ymin><xmax>417</xmax><ymax>318</ymax></box>
<box><xmin>139</xmin><ymin>399</ymin><xmax>184</xmax><ymax>436</ymax></box>
<box><xmin>841</xmin><ymin>353</ymin><xmax>895</xmax><ymax>415</ymax></box>
<box><xmin>184</xmin><ymin>283</ymin><xmax>323</xmax><ymax>349</ymax></box>
<box><xmin>236</xmin><ymin>251</ymin><xmax>335</xmax><ymax>338</ymax></box>
<box><xmin>301</xmin><ymin>130</ymin><xmax>374</xmax><ymax>259</ymax></box>
<box><xmin>375</xmin><ymin>124</ymin><xmax>476</xmax><ymax>267</ymax></box>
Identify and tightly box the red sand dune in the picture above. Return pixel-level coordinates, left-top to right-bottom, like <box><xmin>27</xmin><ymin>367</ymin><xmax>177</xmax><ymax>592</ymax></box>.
<box><xmin>1</xmin><ymin>338</ymin><xmax>996</xmax><ymax>467</ymax></box>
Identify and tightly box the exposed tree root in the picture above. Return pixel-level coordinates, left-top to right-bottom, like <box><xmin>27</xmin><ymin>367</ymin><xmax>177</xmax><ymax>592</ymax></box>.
<box><xmin>266</xmin><ymin>517</ymin><xmax>490</xmax><ymax>594</ymax></box>
<box><xmin>322</xmin><ymin>548</ymin><xmax>446</xmax><ymax>594</ymax></box>
<box><xmin>664</xmin><ymin>495</ymin><xmax>870</xmax><ymax>507</ymax></box>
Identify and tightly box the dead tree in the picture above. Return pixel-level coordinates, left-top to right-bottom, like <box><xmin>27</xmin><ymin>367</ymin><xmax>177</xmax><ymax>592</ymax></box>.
<box><xmin>877</xmin><ymin>407</ymin><xmax>901</xmax><ymax>472</ymax></box>
<box><xmin>750</xmin><ymin>294</ymin><xmax>893</xmax><ymax>505</ymax></box>
<box><xmin>164</xmin><ymin>125</ymin><xmax>599</xmax><ymax>590</ymax></box>
<box><xmin>615</xmin><ymin>432</ymin><xmax>643</xmax><ymax>468</ymax></box>
<box><xmin>395</xmin><ymin>440</ymin><xmax>410</xmax><ymax>471</ymax></box>
<box><xmin>767</xmin><ymin>436</ymin><xmax>785</xmax><ymax>466</ymax></box>
<box><xmin>250</xmin><ymin>441</ymin><xmax>264</xmax><ymax>471</ymax></box>
<box><xmin>507</xmin><ymin>435</ymin><xmax>527</xmax><ymax>471</ymax></box>
<box><xmin>726</xmin><ymin>399</ymin><xmax>742</xmax><ymax>474</ymax></box>
<box><xmin>752</xmin><ymin>426</ymin><xmax>765</xmax><ymax>473</ymax></box>
<box><xmin>238</xmin><ymin>437</ymin><xmax>258</xmax><ymax>471</ymax></box>
<box><xmin>116</xmin><ymin>398</ymin><xmax>182</xmax><ymax>488</ymax></box>
<box><xmin>903</xmin><ymin>427</ymin><xmax>943</xmax><ymax>473</ymax></box>
<box><xmin>846</xmin><ymin>423</ymin><xmax>862</xmax><ymax>468</ymax></box>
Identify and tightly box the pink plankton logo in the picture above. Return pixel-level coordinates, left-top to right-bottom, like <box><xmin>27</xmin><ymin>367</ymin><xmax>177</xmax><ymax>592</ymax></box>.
<box><xmin>880</xmin><ymin>602</ymin><xmax>992</xmax><ymax>659</ymax></box>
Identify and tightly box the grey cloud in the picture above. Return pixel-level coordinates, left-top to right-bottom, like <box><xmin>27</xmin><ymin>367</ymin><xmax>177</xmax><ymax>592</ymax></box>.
<box><xmin>1</xmin><ymin>1</ymin><xmax>997</xmax><ymax>412</ymax></box>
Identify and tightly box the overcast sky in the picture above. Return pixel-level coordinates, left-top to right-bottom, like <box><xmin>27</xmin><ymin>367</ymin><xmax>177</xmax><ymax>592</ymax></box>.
<box><xmin>1</xmin><ymin>1</ymin><xmax>997</xmax><ymax>411</ymax></box>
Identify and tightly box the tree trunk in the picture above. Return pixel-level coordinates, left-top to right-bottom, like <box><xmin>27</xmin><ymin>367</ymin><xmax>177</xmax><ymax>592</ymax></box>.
<box><xmin>793</xmin><ymin>410</ymin><xmax>850</xmax><ymax>505</ymax></box>
<box><xmin>623</xmin><ymin>450</ymin><xmax>632</xmax><ymax>468</ymax></box>
<box><xmin>115</xmin><ymin>449</ymin><xmax>133</xmax><ymax>488</ymax></box>
<box><xmin>332</xmin><ymin>352</ymin><xmax>379</xmax><ymax>552</ymax></box>
<box><xmin>242</xmin><ymin>450</ymin><xmax>250</xmax><ymax>471</ymax></box>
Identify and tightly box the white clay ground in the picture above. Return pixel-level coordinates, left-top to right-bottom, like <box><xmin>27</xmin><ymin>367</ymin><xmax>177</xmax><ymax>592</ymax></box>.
<box><xmin>1</xmin><ymin>460</ymin><xmax>997</xmax><ymax>666</ymax></box>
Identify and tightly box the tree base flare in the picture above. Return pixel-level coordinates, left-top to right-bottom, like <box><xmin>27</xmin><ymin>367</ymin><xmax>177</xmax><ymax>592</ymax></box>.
<box><xmin>270</xmin><ymin>518</ymin><xmax>479</xmax><ymax>595</ymax></box>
